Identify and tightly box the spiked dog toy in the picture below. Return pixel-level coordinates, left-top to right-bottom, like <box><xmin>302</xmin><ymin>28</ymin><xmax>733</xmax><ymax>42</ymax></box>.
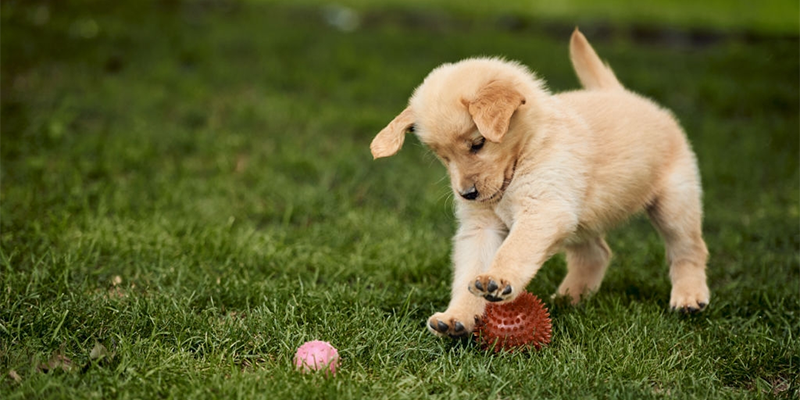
<box><xmin>474</xmin><ymin>291</ymin><xmax>552</xmax><ymax>352</ymax></box>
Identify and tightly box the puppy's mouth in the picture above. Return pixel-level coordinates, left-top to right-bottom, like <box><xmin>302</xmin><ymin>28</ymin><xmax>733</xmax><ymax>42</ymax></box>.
<box><xmin>478</xmin><ymin>160</ymin><xmax>517</xmax><ymax>203</ymax></box>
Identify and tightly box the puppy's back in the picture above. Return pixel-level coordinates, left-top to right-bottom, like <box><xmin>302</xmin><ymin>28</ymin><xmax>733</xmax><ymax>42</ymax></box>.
<box><xmin>555</xmin><ymin>89</ymin><xmax>690</xmax><ymax>231</ymax></box>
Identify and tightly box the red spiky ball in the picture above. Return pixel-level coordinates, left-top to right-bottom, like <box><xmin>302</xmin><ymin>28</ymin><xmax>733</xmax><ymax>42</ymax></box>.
<box><xmin>474</xmin><ymin>291</ymin><xmax>552</xmax><ymax>352</ymax></box>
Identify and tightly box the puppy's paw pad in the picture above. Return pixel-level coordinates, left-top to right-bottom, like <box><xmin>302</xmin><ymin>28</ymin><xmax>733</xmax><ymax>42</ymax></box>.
<box><xmin>427</xmin><ymin>313</ymin><xmax>476</xmax><ymax>338</ymax></box>
<box><xmin>670</xmin><ymin>301</ymin><xmax>708</xmax><ymax>314</ymax></box>
<box><xmin>469</xmin><ymin>275</ymin><xmax>514</xmax><ymax>302</ymax></box>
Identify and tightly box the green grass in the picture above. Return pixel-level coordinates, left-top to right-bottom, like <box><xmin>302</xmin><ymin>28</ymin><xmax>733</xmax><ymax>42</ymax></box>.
<box><xmin>1</xmin><ymin>1</ymin><xmax>798</xmax><ymax>399</ymax></box>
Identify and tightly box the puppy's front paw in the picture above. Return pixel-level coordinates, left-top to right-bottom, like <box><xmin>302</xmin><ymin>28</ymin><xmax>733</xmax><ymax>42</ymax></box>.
<box><xmin>670</xmin><ymin>282</ymin><xmax>710</xmax><ymax>313</ymax></box>
<box><xmin>468</xmin><ymin>274</ymin><xmax>515</xmax><ymax>302</ymax></box>
<box><xmin>427</xmin><ymin>312</ymin><xmax>478</xmax><ymax>338</ymax></box>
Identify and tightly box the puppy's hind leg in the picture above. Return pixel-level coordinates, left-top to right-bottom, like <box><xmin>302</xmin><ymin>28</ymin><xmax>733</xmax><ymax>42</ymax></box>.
<box><xmin>556</xmin><ymin>236</ymin><xmax>612</xmax><ymax>304</ymax></box>
<box><xmin>647</xmin><ymin>161</ymin><xmax>710</xmax><ymax>313</ymax></box>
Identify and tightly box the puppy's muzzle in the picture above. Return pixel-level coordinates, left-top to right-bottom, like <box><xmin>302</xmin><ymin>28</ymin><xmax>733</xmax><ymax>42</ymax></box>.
<box><xmin>459</xmin><ymin>186</ymin><xmax>479</xmax><ymax>201</ymax></box>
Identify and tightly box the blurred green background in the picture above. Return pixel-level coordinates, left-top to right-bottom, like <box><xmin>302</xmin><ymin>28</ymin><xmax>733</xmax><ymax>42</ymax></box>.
<box><xmin>2</xmin><ymin>0</ymin><xmax>798</xmax><ymax>399</ymax></box>
<box><xmin>271</xmin><ymin>0</ymin><xmax>799</xmax><ymax>34</ymax></box>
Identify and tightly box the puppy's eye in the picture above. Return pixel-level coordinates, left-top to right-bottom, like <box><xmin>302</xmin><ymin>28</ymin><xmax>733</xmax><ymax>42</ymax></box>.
<box><xmin>470</xmin><ymin>137</ymin><xmax>485</xmax><ymax>153</ymax></box>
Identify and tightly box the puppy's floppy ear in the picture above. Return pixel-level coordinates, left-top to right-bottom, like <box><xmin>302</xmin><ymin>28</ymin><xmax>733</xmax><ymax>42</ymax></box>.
<box><xmin>370</xmin><ymin>106</ymin><xmax>415</xmax><ymax>159</ymax></box>
<box><xmin>464</xmin><ymin>80</ymin><xmax>526</xmax><ymax>143</ymax></box>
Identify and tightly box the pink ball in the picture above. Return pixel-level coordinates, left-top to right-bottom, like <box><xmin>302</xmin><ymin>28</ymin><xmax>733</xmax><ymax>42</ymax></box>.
<box><xmin>294</xmin><ymin>340</ymin><xmax>339</xmax><ymax>375</ymax></box>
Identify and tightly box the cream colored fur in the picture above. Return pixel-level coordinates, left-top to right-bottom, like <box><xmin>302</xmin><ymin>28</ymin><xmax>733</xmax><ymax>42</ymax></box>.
<box><xmin>371</xmin><ymin>29</ymin><xmax>710</xmax><ymax>338</ymax></box>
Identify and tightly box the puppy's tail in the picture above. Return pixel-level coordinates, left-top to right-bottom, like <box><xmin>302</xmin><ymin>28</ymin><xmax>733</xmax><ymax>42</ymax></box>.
<box><xmin>570</xmin><ymin>28</ymin><xmax>623</xmax><ymax>91</ymax></box>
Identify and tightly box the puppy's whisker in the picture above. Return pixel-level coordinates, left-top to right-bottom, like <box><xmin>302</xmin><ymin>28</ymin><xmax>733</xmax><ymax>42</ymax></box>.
<box><xmin>444</xmin><ymin>193</ymin><xmax>455</xmax><ymax>214</ymax></box>
<box><xmin>436</xmin><ymin>188</ymin><xmax>451</xmax><ymax>203</ymax></box>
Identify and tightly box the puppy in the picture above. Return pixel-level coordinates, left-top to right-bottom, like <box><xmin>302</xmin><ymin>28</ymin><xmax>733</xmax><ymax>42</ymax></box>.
<box><xmin>371</xmin><ymin>29</ymin><xmax>710</xmax><ymax>338</ymax></box>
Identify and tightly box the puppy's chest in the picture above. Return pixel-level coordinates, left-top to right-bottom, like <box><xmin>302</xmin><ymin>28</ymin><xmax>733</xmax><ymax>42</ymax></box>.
<box><xmin>491</xmin><ymin>200</ymin><xmax>516</xmax><ymax>229</ymax></box>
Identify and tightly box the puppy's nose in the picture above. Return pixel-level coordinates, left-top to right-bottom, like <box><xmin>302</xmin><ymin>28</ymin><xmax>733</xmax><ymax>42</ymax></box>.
<box><xmin>459</xmin><ymin>186</ymin><xmax>479</xmax><ymax>200</ymax></box>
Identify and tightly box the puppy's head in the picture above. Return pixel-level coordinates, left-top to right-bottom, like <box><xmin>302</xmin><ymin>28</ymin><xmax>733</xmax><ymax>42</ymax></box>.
<box><xmin>371</xmin><ymin>58</ymin><xmax>543</xmax><ymax>203</ymax></box>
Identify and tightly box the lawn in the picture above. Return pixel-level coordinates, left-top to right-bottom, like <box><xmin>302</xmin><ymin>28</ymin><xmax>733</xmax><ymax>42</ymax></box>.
<box><xmin>1</xmin><ymin>0</ymin><xmax>798</xmax><ymax>399</ymax></box>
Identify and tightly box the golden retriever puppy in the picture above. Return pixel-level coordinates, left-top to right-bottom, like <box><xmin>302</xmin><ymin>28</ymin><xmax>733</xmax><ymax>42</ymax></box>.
<box><xmin>371</xmin><ymin>29</ymin><xmax>710</xmax><ymax>338</ymax></box>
